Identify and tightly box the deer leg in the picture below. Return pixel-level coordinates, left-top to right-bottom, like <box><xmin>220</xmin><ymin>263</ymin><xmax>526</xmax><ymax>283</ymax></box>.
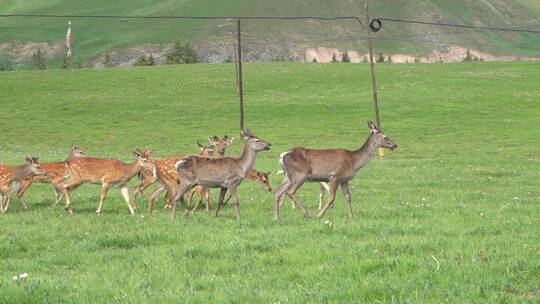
<box><xmin>96</xmin><ymin>183</ymin><xmax>111</xmax><ymax>214</ymax></box>
<box><xmin>341</xmin><ymin>182</ymin><xmax>353</xmax><ymax>218</ymax></box>
<box><xmin>227</xmin><ymin>184</ymin><xmax>241</xmax><ymax>221</ymax></box>
<box><xmin>53</xmin><ymin>184</ymin><xmax>64</xmax><ymax>206</ymax></box>
<box><xmin>214</xmin><ymin>187</ymin><xmax>228</xmax><ymax>217</ymax></box>
<box><xmin>204</xmin><ymin>188</ymin><xmax>211</xmax><ymax>211</ymax></box>
<box><xmin>274</xmin><ymin>177</ymin><xmax>291</xmax><ymax>221</ymax></box>
<box><xmin>187</xmin><ymin>189</ymin><xmax>196</xmax><ymax>208</ymax></box>
<box><xmin>316</xmin><ymin>180</ymin><xmax>339</xmax><ymax>218</ymax></box>
<box><xmin>171</xmin><ymin>184</ymin><xmax>192</xmax><ymax>220</ymax></box>
<box><xmin>191</xmin><ymin>187</ymin><xmax>205</xmax><ymax>211</ymax></box>
<box><xmin>120</xmin><ymin>185</ymin><xmax>135</xmax><ymax>215</ymax></box>
<box><xmin>222</xmin><ymin>193</ymin><xmax>231</xmax><ymax>205</ymax></box>
<box><xmin>62</xmin><ymin>182</ymin><xmax>81</xmax><ymax>214</ymax></box>
<box><xmin>0</xmin><ymin>192</ymin><xmax>4</xmax><ymax>214</ymax></box>
<box><xmin>149</xmin><ymin>184</ymin><xmax>166</xmax><ymax>212</ymax></box>
<box><xmin>285</xmin><ymin>180</ymin><xmax>310</xmax><ymax>218</ymax></box>
<box><xmin>319</xmin><ymin>182</ymin><xmax>330</xmax><ymax>210</ymax></box>
<box><xmin>15</xmin><ymin>180</ymin><xmax>31</xmax><ymax>210</ymax></box>
<box><xmin>134</xmin><ymin>180</ymin><xmax>153</xmax><ymax>207</ymax></box>
<box><xmin>3</xmin><ymin>194</ymin><xmax>12</xmax><ymax>213</ymax></box>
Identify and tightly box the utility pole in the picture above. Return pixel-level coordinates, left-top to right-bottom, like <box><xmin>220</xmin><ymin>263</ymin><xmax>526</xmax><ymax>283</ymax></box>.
<box><xmin>236</xmin><ymin>19</ymin><xmax>244</xmax><ymax>131</ymax></box>
<box><xmin>364</xmin><ymin>0</ymin><xmax>384</xmax><ymax>159</ymax></box>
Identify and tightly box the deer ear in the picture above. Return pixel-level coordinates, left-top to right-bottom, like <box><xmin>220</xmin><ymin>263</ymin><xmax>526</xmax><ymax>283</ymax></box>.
<box><xmin>197</xmin><ymin>141</ymin><xmax>204</xmax><ymax>149</ymax></box>
<box><xmin>26</xmin><ymin>157</ymin><xmax>32</xmax><ymax>163</ymax></box>
<box><xmin>367</xmin><ymin>121</ymin><xmax>379</xmax><ymax>133</ymax></box>
<box><xmin>133</xmin><ymin>150</ymin><xmax>140</xmax><ymax>157</ymax></box>
<box><xmin>227</xmin><ymin>137</ymin><xmax>235</xmax><ymax>144</ymax></box>
<box><xmin>266</xmin><ymin>171</ymin><xmax>271</xmax><ymax>176</ymax></box>
<box><xmin>208</xmin><ymin>137</ymin><xmax>215</xmax><ymax>144</ymax></box>
<box><xmin>32</xmin><ymin>157</ymin><xmax>39</xmax><ymax>162</ymax></box>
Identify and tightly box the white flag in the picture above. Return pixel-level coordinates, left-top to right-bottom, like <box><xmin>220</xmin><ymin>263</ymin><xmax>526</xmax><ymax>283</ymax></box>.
<box><xmin>65</xmin><ymin>20</ymin><xmax>72</xmax><ymax>57</ymax></box>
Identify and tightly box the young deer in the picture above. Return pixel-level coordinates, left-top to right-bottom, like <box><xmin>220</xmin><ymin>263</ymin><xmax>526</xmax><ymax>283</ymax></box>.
<box><xmin>0</xmin><ymin>157</ymin><xmax>45</xmax><ymax>213</ymax></box>
<box><xmin>274</xmin><ymin>121</ymin><xmax>397</xmax><ymax>221</ymax></box>
<box><xmin>16</xmin><ymin>146</ymin><xmax>87</xmax><ymax>208</ymax></box>
<box><xmin>172</xmin><ymin>129</ymin><xmax>271</xmax><ymax>221</ymax></box>
<box><xmin>134</xmin><ymin>136</ymin><xmax>234</xmax><ymax>212</ymax></box>
<box><xmin>62</xmin><ymin>149</ymin><xmax>154</xmax><ymax>214</ymax></box>
<box><xmin>219</xmin><ymin>169</ymin><xmax>272</xmax><ymax>206</ymax></box>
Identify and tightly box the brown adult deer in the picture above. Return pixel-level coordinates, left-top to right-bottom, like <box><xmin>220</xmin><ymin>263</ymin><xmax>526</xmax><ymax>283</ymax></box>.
<box><xmin>134</xmin><ymin>136</ymin><xmax>234</xmax><ymax>212</ymax></box>
<box><xmin>62</xmin><ymin>149</ymin><xmax>154</xmax><ymax>214</ymax></box>
<box><xmin>172</xmin><ymin>129</ymin><xmax>271</xmax><ymax>221</ymax></box>
<box><xmin>274</xmin><ymin>121</ymin><xmax>397</xmax><ymax>221</ymax></box>
<box><xmin>0</xmin><ymin>157</ymin><xmax>45</xmax><ymax>213</ymax></box>
<box><xmin>16</xmin><ymin>146</ymin><xmax>87</xmax><ymax>208</ymax></box>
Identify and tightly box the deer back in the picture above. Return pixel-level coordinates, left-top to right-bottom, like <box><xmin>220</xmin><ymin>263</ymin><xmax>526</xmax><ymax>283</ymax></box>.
<box><xmin>68</xmin><ymin>157</ymin><xmax>139</xmax><ymax>184</ymax></box>
<box><xmin>0</xmin><ymin>165</ymin><xmax>16</xmax><ymax>186</ymax></box>
<box><xmin>281</xmin><ymin>148</ymin><xmax>356</xmax><ymax>181</ymax></box>
<box><xmin>154</xmin><ymin>156</ymin><xmax>186</xmax><ymax>184</ymax></box>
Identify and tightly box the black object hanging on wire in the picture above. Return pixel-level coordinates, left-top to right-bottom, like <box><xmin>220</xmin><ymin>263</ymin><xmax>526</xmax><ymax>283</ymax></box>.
<box><xmin>369</xmin><ymin>18</ymin><xmax>382</xmax><ymax>32</ymax></box>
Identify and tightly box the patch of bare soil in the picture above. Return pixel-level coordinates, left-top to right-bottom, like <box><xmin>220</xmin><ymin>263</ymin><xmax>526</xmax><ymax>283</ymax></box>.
<box><xmin>305</xmin><ymin>44</ymin><xmax>540</xmax><ymax>63</ymax></box>
<box><xmin>0</xmin><ymin>40</ymin><xmax>63</xmax><ymax>62</ymax></box>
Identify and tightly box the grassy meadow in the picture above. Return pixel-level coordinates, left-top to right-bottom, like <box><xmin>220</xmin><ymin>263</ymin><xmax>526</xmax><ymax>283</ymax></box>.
<box><xmin>0</xmin><ymin>62</ymin><xmax>539</xmax><ymax>303</ymax></box>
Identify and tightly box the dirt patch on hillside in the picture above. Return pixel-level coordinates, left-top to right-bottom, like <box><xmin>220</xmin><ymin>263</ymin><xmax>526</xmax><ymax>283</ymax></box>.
<box><xmin>305</xmin><ymin>45</ymin><xmax>540</xmax><ymax>63</ymax></box>
<box><xmin>0</xmin><ymin>40</ymin><xmax>63</xmax><ymax>62</ymax></box>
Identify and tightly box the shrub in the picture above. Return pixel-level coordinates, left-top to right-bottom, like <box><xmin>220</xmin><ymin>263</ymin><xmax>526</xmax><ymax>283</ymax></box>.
<box><xmin>166</xmin><ymin>40</ymin><xmax>200</xmax><ymax>64</ymax></box>
<box><xmin>32</xmin><ymin>48</ymin><xmax>47</xmax><ymax>70</ymax></box>
<box><xmin>341</xmin><ymin>51</ymin><xmax>351</xmax><ymax>63</ymax></box>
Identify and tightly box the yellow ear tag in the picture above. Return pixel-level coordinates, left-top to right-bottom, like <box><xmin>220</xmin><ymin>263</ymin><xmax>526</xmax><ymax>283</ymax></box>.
<box><xmin>378</xmin><ymin>147</ymin><xmax>385</xmax><ymax>159</ymax></box>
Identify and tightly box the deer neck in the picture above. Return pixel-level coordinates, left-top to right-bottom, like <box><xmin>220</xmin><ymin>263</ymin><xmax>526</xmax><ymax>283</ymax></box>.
<box><xmin>237</xmin><ymin>145</ymin><xmax>258</xmax><ymax>176</ymax></box>
<box><xmin>12</xmin><ymin>164</ymin><xmax>32</xmax><ymax>180</ymax></box>
<box><xmin>352</xmin><ymin>134</ymin><xmax>378</xmax><ymax>170</ymax></box>
<box><xmin>124</xmin><ymin>160</ymin><xmax>143</xmax><ymax>178</ymax></box>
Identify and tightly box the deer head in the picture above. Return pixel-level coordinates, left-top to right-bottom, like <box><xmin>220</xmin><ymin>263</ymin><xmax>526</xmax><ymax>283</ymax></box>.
<box><xmin>133</xmin><ymin>148</ymin><xmax>154</xmax><ymax>171</ymax></box>
<box><xmin>208</xmin><ymin>135</ymin><xmax>235</xmax><ymax>156</ymax></box>
<box><xmin>71</xmin><ymin>145</ymin><xmax>87</xmax><ymax>157</ymax></box>
<box><xmin>256</xmin><ymin>171</ymin><xmax>272</xmax><ymax>192</ymax></box>
<box><xmin>368</xmin><ymin>121</ymin><xmax>398</xmax><ymax>150</ymax></box>
<box><xmin>197</xmin><ymin>141</ymin><xmax>215</xmax><ymax>156</ymax></box>
<box><xmin>241</xmin><ymin>129</ymin><xmax>272</xmax><ymax>151</ymax></box>
<box><xmin>25</xmin><ymin>157</ymin><xmax>46</xmax><ymax>176</ymax></box>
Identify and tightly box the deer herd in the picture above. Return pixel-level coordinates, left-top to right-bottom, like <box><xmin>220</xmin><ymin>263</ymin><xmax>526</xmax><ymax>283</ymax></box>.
<box><xmin>0</xmin><ymin>121</ymin><xmax>397</xmax><ymax>221</ymax></box>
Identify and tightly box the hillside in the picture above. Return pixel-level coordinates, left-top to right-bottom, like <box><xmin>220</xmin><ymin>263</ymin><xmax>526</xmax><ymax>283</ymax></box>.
<box><xmin>1</xmin><ymin>0</ymin><xmax>539</xmax><ymax>67</ymax></box>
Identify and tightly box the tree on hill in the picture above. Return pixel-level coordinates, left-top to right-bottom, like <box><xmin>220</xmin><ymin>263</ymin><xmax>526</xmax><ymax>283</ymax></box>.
<box><xmin>103</xmin><ymin>54</ymin><xmax>114</xmax><ymax>67</ymax></box>
<box><xmin>62</xmin><ymin>54</ymin><xmax>72</xmax><ymax>69</ymax></box>
<box><xmin>166</xmin><ymin>40</ymin><xmax>200</xmax><ymax>64</ymax></box>
<box><xmin>32</xmin><ymin>48</ymin><xmax>47</xmax><ymax>70</ymax></box>
<box><xmin>376</xmin><ymin>52</ymin><xmax>385</xmax><ymax>63</ymax></box>
<box><xmin>331</xmin><ymin>53</ymin><xmax>338</xmax><ymax>63</ymax></box>
<box><xmin>341</xmin><ymin>51</ymin><xmax>351</xmax><ymax>63</ymax></box>
<box><xmin>362</xmin><ymin>56</ymin><xmax>368</xmax><ymax>63</ymax></box>
<box><xmin>135</xmin><ymin>54</ymin><xmax>157</xmax><ymax>66</ymax></box>
<box><xmin>0</xmin><ymin>55</ymin><xmax>14</xmax><ymax>71</ymax></box>
<box><xmin>387</xmin><ymin>56</ymin><xmax>393</xmax><ymax>63</ymax></box>
<box><xmin>76</xmin><ymin>57</ymin><xmax>83</xmax><ymax>68</ymax></box>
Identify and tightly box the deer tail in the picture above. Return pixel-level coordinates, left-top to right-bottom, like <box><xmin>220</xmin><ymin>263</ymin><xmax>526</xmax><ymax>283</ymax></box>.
<box><xmin>277</xmin><ymin>151</ymin><xmax>292</xmax><ymax>176</ymax></box>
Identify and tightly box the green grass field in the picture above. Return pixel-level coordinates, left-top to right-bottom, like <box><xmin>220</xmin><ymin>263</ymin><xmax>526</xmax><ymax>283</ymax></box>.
<box><xmin>0</xmin><ymin>62</ymin><xmax>539</xmax><ymax>303</ymax></box>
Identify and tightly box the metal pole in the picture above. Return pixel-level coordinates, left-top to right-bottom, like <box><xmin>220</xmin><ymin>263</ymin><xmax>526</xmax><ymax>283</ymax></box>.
<box><xmin>364</xmin><ymin>0</ymin><xmax>381</xmax><ymax>128</ymax></box>
<box><xmin>364</xmin><ymin>0</ymin><xmax>384</xmax><ymax>159</ymax></box>
<box><xmin>236</xmin><ymin>18</ymin><xmax>244</xmax><ymax>131</ymax></box>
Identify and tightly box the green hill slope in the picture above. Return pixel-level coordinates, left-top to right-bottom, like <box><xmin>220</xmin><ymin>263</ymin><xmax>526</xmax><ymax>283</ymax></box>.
<box><xmin>1</xmin><ymin>0</ymin><xmax>539</xmax><ymax>66</ymax></box>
